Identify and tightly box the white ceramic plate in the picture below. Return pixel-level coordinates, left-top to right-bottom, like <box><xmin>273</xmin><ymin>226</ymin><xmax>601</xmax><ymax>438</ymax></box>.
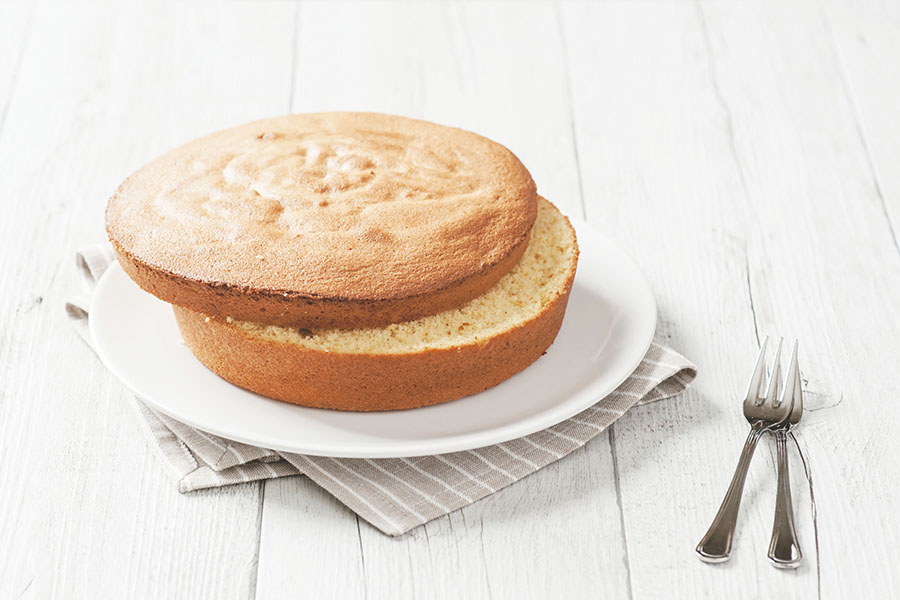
<box><xmin>91</xmin><ymin>218</ymin><xmax>657</xmax><ymax>458</ymax></box>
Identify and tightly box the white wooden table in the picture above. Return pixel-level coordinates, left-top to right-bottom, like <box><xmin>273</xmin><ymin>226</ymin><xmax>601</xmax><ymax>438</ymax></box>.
<box><xmin>2</xmin><ymin>1</ymin><xmax>899</xmax><ymax>597</ymax></box>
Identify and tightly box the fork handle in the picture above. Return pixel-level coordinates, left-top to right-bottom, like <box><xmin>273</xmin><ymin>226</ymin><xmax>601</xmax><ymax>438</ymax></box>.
<box><xmin>696</xmin><ymin>420</ymin><xmax>766</xmax><ymax>562</ymax></box>
<box><xmin>768</xmin><ymin>429</ymin><xmax>803</xmax><ymax>568</ymax></box>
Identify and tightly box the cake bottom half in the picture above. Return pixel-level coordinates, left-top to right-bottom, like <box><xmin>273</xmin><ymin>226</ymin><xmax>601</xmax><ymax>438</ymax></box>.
<box><xmin>172</xmin><ymin>198</ymin><xmax>578</xmax><ymax>411</ymax></box>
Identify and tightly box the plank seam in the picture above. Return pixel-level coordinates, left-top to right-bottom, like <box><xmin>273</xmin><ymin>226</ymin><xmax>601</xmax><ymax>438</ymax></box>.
<box><xmin>744</xmin><ymin>255</ymin><xmax>762</xmax><ymax>346</ymax></box>
<box><xmin>248</xmin><ymin>482</ymin><xmax>266</xmax><ymax>600</ymax></box>
<box><xmin>554</xmin><ymin>1</ymin><xmax>587</xmax><ymax>221</ymax></box>
<box><xmin>355</xmin><ymin>516</ymin><xmax>368</xmax><ymax>600</ymax></box>
<box><xmin>823</xmin><ymin>8</ymin><xmax>900</xmax><ymax>260</ymax></box>
<box><xmin>608</xmin><ymin>425</ymin><xmax>634</xmax><ymax>600</ymax></box>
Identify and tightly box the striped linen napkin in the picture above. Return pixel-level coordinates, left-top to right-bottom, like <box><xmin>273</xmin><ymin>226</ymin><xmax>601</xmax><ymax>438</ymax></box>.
<box><xmin>66</xmin><ymin>244</ymin><xmax>697</xmax><ymax>536</ymax></box>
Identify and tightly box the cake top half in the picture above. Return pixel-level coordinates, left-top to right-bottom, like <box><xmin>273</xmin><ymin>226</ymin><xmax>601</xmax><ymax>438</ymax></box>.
<box><xmin>106</xmin><ymin>112</ymin><xmax>537</xmax><ymax>309</ymax></box>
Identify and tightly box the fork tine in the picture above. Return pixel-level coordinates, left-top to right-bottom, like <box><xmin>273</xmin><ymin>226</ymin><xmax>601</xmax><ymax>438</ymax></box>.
<box><xmin>782</xmin><ymin>340</ymin><xmax>800</xmax><ymax>409</ymax></box>
<box><xmin>765</xmin><ymin>337</ymin><xmax>784</xmax><ymax>406</ymax></box>
<box><xmin>746</xmin><ymin>335</ymin><xmax>769</xmax><ymax>405</ymax></box>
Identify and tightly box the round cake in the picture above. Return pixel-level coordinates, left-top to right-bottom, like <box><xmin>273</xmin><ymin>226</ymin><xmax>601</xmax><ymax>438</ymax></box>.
<box><xmin>107</xmin><ymin>112</ymin><xmax>537</xmax><ymax>329</ymax></box>
<box><xmin>173</xmin><ymin>198</ymin><xmax>578</xmax><ymax>411</ymax></box>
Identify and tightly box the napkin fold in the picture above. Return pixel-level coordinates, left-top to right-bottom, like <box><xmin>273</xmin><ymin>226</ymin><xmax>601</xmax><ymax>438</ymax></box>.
<box><xmin>67</xmin><ymin>244</ymin><xmax>696</xmax><ymax>536</ymax></box>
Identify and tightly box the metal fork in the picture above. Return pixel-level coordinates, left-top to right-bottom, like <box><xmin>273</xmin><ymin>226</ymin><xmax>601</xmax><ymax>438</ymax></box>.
<box><xmin>767</xmin><ymin>342</ymin><xmax>803</xmax><ymax>568</ymax></box>
<box><xmin>696</xmin><ymin>336</ymin><xmax>798</xmax><ymax>563</ymax></box>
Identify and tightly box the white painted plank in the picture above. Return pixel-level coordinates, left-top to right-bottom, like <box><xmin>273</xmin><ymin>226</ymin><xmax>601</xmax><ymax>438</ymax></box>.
<box><xmin>255</xmin><ymin>477</ymin><xmax>367</xmax><ymax>598</ymax></box>
<box><xmin>256</xmin><ymin>2</ymin><xmax>628</xmax><ymax>599</ymax></box>
<box><xmin>566</xmin><ymin>0</ymin><xmax>900</xmax><ymax>597</ymax></box>
<box><xmin>0</xmin><ymin>2</ymin><xmax>294</xmax><ymax>597</ymax></box>
<box><xmin>704</xmin><ymin>2</ymin><xmax>900</xmax><ymax>597</ymax></box>
<box><xmin>561</xmin><ymin>1</ymin><xmax>821</xmax><ymax>597</ymax></box>
<box><xmin>346</xmin><ymin>440</ymin><xmax>624</xmax><ymax>600</ymax></box>
<box><xmin>700</xmin><ymin>3</ymin><xmax>900</xmax><ymax>597</ymax></box>
<box><xmin>828</xmin><ymin>2</ymin><xmax>900</xmax><ymax>251</ymax></box>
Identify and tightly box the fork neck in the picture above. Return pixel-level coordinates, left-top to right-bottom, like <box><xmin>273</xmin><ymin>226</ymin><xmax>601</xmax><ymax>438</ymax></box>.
<box><xmin>749</xmin><ymin>420</ymin><xmax>768</xmax><ymax>436</ymax></box>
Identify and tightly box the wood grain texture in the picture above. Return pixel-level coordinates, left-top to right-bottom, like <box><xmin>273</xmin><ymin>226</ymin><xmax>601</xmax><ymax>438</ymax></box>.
<box><xmin>560</xmin><ymin>1</ymin><xmax>900</xmax><ymax>598</ymax></box>
<box><xmin>710</xmin><ymin>2</ymin><xmax>900</xmax><ymax>597</ymax></box>
<box><xmin>2</xmin><ymin>1</ymin><xmax>900</xmax><ymax>598</ymax></box>
<box><xmin>828</xmin><ymin>1</ymin><xmax>900</xmax><ymax>253</ymax></box>
<box><xmin>560</xmin><ymin>3</ymin><xmax>816</xmax><ymax>597</ymax></box>
<box><xmin>0</xmin><ymin>2</ymin><xmax>294</xmax><ymax>598</ymax></box>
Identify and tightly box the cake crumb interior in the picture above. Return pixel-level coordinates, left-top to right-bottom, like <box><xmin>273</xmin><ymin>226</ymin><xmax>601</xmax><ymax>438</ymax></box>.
<box><xmin>229</xmin><ymin>198</ymin><xmax>577</xmax><ymax>354</ymax></box>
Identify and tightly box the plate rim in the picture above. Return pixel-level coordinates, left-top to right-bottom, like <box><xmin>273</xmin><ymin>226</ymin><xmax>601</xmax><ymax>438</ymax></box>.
<box><xmin>90</xmin><ymin>217</ymin><xmax>657</xmax><ymax>457</ymax></box>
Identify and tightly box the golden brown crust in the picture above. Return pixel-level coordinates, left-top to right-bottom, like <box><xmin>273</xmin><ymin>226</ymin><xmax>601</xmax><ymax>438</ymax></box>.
<box><xmin>107</xmin><ymin>112</ymin><xmax>537</xmax><ymax>328</ymax></box>
<box><xmin>113</xmin><ymin>229</ymin><xmax>530</xmax><ymax>329</ymax></box>
<box><xmin>172</xmin><ymin>268</ymin><xmax>575</xmax><ymax>412</ymax></box>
